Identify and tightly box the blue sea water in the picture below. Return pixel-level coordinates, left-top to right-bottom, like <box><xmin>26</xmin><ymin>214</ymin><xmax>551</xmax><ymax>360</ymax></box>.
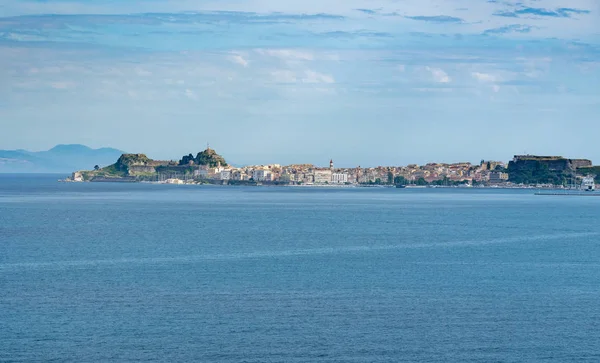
<box><xmin>2</xmin><ymin>174</ymin><xmax>600</xmax><ymax>362</ymax></box>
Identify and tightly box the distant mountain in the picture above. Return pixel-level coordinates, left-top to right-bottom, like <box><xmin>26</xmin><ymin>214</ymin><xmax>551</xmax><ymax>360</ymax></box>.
<box><xmin>0</xmin><ymin>144</ymin><xmax>125</xmax><ymax>173</ymax></box>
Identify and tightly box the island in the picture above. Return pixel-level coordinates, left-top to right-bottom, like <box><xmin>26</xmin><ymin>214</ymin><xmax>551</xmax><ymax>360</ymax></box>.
<box><xmin>68</xmin><ymin>149</ymin><xmax>598</xmax><ymax>189</ymax></box>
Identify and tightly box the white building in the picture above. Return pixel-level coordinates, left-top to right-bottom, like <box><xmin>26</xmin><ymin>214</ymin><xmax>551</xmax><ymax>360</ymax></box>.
<box><xmin>331</xmin><ymin>173</ymin><xmax>349</xmax><ymax>184</ymax></box>
<box><xmin>219</xmin><ymin>170</ymin><xmax>232</xmax><ymax>181</ymax></box>
<box><xmin>194</xmin><ymin>169</ymin><xmax>209</xmax><ymax>179</ymax></box>
<box><xmin>252</xmin><ymin>169</ymin><xmax>273</xmax><ymax>182</ymax></box>
<box><xmin>314</xmin><ymin>170</ymin><xmax>332</xmax><ymax>184</ymax></box>
<box><xmin>72</xmin><ymin>172</ymin><xmax>84</xmax><ymax>182</ymax></box>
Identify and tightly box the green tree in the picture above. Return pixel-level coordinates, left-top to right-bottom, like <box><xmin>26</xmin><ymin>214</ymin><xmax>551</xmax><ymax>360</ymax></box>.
<box><xmin>94</xmin><ymin>165</ymin><xmax>100</xmax><ymax>171</ymax></box>
<box><xmin>195</xmin><ymin>148</ymin><xmax>228</xmax><ymax>167</ymax></box>
<box><xmin>507</xmin><ymin>160</ymin><xmax>566</xmax><ymax>185</ymax></box>
<box><xmin>179</xmin><ymin>154</ymin><xmax>195</xmax><ymax>166</ymax></box>
<box><xmin>394</xmin><ymin>176</ymin><xmax>407</xmax><ymax>185</ymax></box>
<box><xmin>416</xmin><ymin>177</ymin><xmax>428</xmax><ymax>186</ymax></box>
<box><xmin>387</xmin><ymin>172</ymin><xmax>394</xmax><ymax>185</ymax></box>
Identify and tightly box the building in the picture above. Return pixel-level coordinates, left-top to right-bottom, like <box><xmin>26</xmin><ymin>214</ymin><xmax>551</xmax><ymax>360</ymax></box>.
<box><xmin>314</xmin><ymin>169</ymin><xmax>332</xmax><ymax>184</ymax></box>
<box><xmin>231</xmin><ymin>170</ymin><xmax>243</xmax><ymax>181</ymax></box>
<box><xmin>193</xmin><ymin>168</ymin><xmax>209</xmax><ymax>179</ymax></box>
<box><xmin>480</xmin><ymin>160</ymin><xmax>504</xmax><ymax>171</ymax></box>
<box><xmin>72</xmin><ymin>172</ymin><xmax>84</xmax><ymax>182</ymax></box>
<box><xmin>489</xmin><ymin>171</ymin><xmax>509</xmax><ymax>184</ymax></box>
<box><xmin>219</xmin><ymin>170</ymin><xmax>231</xmax><ymax>181</ymax></box>
<box><xmin>331</xmin><ymin>173</ymin><xmax>349</xmax><ymax>184</ymax></box>
<box><xmin>252</xmin><ymin>169</ymin><xmax>273</xmax><ymax>182</ymax></box>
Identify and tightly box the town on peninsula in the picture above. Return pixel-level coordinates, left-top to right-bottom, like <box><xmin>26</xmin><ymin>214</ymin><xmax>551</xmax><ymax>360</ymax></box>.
<box><xmin>68</xmin><ymin>147</ymin><xmax>600</xmax><ymax>189</ymax></box>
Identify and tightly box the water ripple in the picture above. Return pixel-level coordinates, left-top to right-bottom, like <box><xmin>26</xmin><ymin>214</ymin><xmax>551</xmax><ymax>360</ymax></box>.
<box><xmin>1</xmin><ymin>231</ymin><xmax>597</xmax><ymax>272</ymax></box>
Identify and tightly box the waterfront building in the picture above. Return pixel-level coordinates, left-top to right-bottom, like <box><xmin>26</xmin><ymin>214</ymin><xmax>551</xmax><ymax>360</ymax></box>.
<box><xmin>252</xmin><ymin>169</ymin><xmax>273</xmax><ymax>182</ymax></box>
<box><xmin>314</xmin><ymin>169</ymin><xmax>332</xmax><ymax>184</ymax></box>
<box><xmin>278</xmin><ymin>174</ymin><xmax>292</xmax><ymax>183</ymax></box>
<box><xmin>314</xmin><ymin>170</ymin><xmax>331</xmax><ymax>184</ymax></box>
<box><xmin>231</xmin><ymin>170</ymin><xmax>242</xmax><ymax>181</ymax></box>
<box><xmin>194</xmin><ymin>168</ymin><xmax>209</xmax><ymax>179</ymax></box>
<box><xmin>219</xmin><ymin>170</ymin><xmax>232</xmax><ymax>181</ymax></box>
<box><xmin>489</xmin><ymin>171</ymin><xmax>509</xmax><ymax>184</ymax></box>
<box><xmin>331</xmin><ymin>173</ymin><xmax>349</xmax><ymax>184</ymax></box>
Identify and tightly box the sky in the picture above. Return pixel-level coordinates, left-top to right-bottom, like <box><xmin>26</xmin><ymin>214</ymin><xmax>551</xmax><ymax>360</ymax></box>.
<box><xmin>0</xmin><ymin>0</ymin><xmax>599</xmax><ymax>167</ymax></box>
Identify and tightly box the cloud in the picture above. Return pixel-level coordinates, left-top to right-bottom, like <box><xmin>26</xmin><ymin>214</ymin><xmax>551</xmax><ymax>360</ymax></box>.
<box><xmin>229</xmin><ymin>54</ymin><xmax>248</xmax><ymax>67</ymax></box>
<box><xmin>263</xmin><ymin>69</ymin><xmax>335</xmax><ymax>85</ymax></box>
<box><xmin>425</xmin><ymin>67</ymin><xmax>451</xmax><ymax>83</ymax></box>
<box><xmin>484</xmin><ymin>24</ymin><xmax>533</xmax><ymax>35</ymax></box>
<box><xmin>302</xmin><ymin>70</ymin><xmax>335</xmax><ymax>84</ymax></box>
<box><xmin>472</xmin><ymin>72</ymin><xmax>501</xmax><ymax>92</ymax></box>
<box><xmin>0</xmin><ymin>3</ymin><xmax>594</xmax><ymax>55</ymax></box>
<box><xmin>494</xmin><ymin>7</ymin><xmax>591</xmax><ymax>18</ymax></box>
<box><xmin>317</xmin><ymin>30</ymin><xmax>393</xmax><ymax>39</ymax></box>
<box><xmin>256</xmin><ymin>49</ymin><xmax>314</xmax><ymax>61</ymax></box>
<box><xmin>355</xmin><ymin>9</ymin><xmax>378</xmax><ymax>15</ymax></box>
<box><xmin>397</xmin><ymin>65</ymin><xmax>405</xmax><ymax>72</ymax></box>
<box><xmin>405</xmin><ymin>15</ymin><xmax>463</xmax><ymax>23</ymax></box>
<box><xmin>472</xmin><ymin>72</ymin><xmax>497</xmax><ymax>82</ymax></box>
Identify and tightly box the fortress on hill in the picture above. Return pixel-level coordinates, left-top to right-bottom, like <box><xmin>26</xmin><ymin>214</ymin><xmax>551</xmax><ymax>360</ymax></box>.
<box><xmin>510</xmin><ymin>155</ymin><xmax>592</xmax><ymax>173</ymax></box>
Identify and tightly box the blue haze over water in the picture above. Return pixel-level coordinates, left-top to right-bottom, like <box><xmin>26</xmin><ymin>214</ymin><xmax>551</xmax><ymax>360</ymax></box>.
<box><xmin>2</xmin><ymin>174</ymin><xmax>600</xmax><ymax>362</ymax></box>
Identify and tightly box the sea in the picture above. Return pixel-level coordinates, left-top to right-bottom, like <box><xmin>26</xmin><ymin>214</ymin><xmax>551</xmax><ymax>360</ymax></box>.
<box><xmin>1</xmin><ymin>174</ymin><xmax>600</xmax><ymax>362</ymax></box>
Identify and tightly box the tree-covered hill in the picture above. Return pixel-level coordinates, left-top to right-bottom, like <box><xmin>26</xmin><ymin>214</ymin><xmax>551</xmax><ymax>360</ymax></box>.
<box><xmin>179</xmin><ymin>148</ymin><xmax>228</xmax><ymax>168</ymax></box>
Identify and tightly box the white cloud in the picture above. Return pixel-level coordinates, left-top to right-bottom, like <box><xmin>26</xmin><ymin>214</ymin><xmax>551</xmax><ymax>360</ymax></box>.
<box><xmin>302</xmin><ymin>70</ymin><xmax>335</xmax><ymax>84</ymax></box>
<box><xmin>256</xmin><ymin>49</ymin><xmax>314</xmax><ymax>61</ymax></box>
<box><xmin>472</xmin><ymin>72</ymin><xmax>496</xmax><ymax>82</ymax></box>
<box><xmin>397</xmin><ymin>64</ymin><xmax>406</xmax><ymax>72</ymax></box>
<box><xmin>492</xmin><ymin>84</ymin><xmax>500</xmax><ymax>93</ymax></box>
<box><xmin>229</xmin><ymin>54</ymin><xmax>249</xmax><ymax>68</ymax></box>
<box><xmin>270</xmin><ymin>69</ymin><xmax>334</xmax><ymax>84</ymax></box>
<box><xmin>425</xmin><ymin>66</ymin><xmax>451</xmax><ymax>83</ymax></box>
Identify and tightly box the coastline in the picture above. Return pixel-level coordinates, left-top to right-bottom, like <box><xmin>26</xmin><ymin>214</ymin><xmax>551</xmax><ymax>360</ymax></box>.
<box><xmin>58</xmin><ymin>177</ymin><xmax>591</xmax><ymax>192</ymax></box>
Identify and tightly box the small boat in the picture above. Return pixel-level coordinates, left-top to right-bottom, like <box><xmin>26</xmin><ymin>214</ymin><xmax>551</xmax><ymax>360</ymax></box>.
<box><xmin>395</xmin><ymin>184</ymin><xmax>406</xmax><ymax>188</ymax></box>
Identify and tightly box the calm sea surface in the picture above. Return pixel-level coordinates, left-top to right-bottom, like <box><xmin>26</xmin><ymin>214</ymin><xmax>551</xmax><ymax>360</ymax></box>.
<box><xmin>2</xmin><ymin>174</ymin><xmax>600</xmax><ymax>362</ymax></box>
